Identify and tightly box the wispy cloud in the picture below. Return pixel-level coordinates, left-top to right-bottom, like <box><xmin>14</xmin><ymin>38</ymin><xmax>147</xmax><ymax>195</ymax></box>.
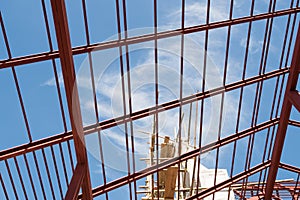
<box><xmin>42</xmin><ymin>71</ymin><xmax>63</xmax><ymax>87</ymax></box>
<box><xmin>42</xmin><ymin>0</ymin><xmax>255</xmax><ymax>175</ymax></box>
<box><xmin>240</xmin><ymin>37</ymin><xmax>263</xmax><ymax>54</ymax></box>
<box><xmin>167</xmin><ymin>1</ymin><xmax>230</xmax><ymax>27</ymax></box>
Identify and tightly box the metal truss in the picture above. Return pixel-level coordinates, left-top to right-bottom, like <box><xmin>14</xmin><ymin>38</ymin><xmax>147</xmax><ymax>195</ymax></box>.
<box><xmin>0</xmin><ymin>0</ymin><xmax>300</xmax><ymax>199</ymax></box>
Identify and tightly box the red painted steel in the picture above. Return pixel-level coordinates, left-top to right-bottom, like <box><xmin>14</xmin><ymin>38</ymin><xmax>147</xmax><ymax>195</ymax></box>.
<box><xmin>1</xmin><ymin>1</ymin><xmax>300</xmax><ymax>199</ymax></box>
<box><xmin>265</xmin><ymin>22</ymin><xmax>300</xmax><ymax>199</ymax></box>
<box><xmin>65</xmin><ymin>164</ymin><xmax>86</xmax><ymax>200</ymax></box>
<box><xmin>50</xmin><ymin>0</ymin><xmax>92</xmax><ymax>198</ymax></box>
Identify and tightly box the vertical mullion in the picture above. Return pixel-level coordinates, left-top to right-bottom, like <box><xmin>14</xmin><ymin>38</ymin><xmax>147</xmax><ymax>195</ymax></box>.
<box><xmin>114</xmin><ymin>0</ymin><xmax>133</xmax><ymax>199</ymax></box>
<box><xmin>212</xmin><ymin>91</ymin><xmax>223</xmax><ymax>196</ymax></box>
<box><xmin>293</xmin><ymin>174</ymin><xmax>300</xmax><ymax>198</ymax></box>
<box><xmin>81</xmin><ymin>0</ymin><xmax>109</xmax><ymax>199</ymax></box>
<box><xmin>0</xmin><ymin>172</ymin><xmax>9</xmax><ymax>199</ymax></box>
<box><xmin>50</xmin><ymin>146</ymin><xmax>64</xmax><ymax>199</ymax></box>
<box><xmin>81</xmin><ymin>0</ymin><xmax>90</xmax><ymax>46</ymax></box>
<box><xmin>195</xmin><ymin>0</ymin><xmax>210</xmax><ymax>194</ymax></box>
<box><xmin>195</xmin><ymin>101</ymin><xmax>203</xmax><ymax>195</ymax></box>
<box><xmin>67</xmin><ymin>140</ymin><xmax>75</xmax><ymax>173</ymax></box>
<box><xmin>264</xmin><ymin>126</ymin><xmax>277</xmax><ymax>171</ymax></box>
<box><xmin>189</xmin><ymin>99</ymin><xmax>198</xmax><ymax>196</ymax></box>
<box><xmin>41</xmin><ymin>149</ymin><xmax>56</xmax><ymax>200</ymax></box>
<box><xmin>213</xmin><ymin>18</ymin><xmax>230</xmax><ymax>200</ymax></box>
<box><xmin>41</xmin><ymin>0</ymin><xmax>53</xmax><ymax>50</ymax></box>
<box><xmin>177</xmin><ymin>0</ymin><xmax>186</xmax><ymax>199</ymax></box>
<box><xmin>23</xmin><ymin>154</ymin><xmax>38</xmax><ymax>200</ymax></box>
<box><xmin>225</xmin><ymin>1</ymin><xmax>235</xmax><ymax>199</ymax></box>
<box><xmin>229</xmin><ymin>0</ymin><xmax>255</xmax><ymax>184</ymax></box>
<box><xmin>121</xmin><ymin>1</ymin><xmax>138</xmax><ymax>199</ymax></box>
<box><xmin>154</xmin><ymin>0</ymin><xmax>160</xmax><ymax>199</ymax></box>
<box><xmin>212</xmin><ymin>0</ymin><xmax>234</xmax><ymax>198</ymax></box>
<box><xmin>13</xmin><ymin>157</ymin><xmax>29</xmax><ymax>200</ymax></box>
<box><xmin>0</xmin><ymin>12</ymin><xmax>32</xmax><ymax>143</ymax></box>
<box><xmin>12</xmin><ymin>67</ymin><xmax>31</xmax><ymax>137</ymax></box>
<box><xmin>58</xmin><ymin>142</ymin><xmax>69</xmax><ymax>187</ymax></box>
<box><xmin>88</xmin><ymin>52</ymin><xmax>109</xmax><ymax>200</ymax></box>
<box><xmin>32</xmin><ymin>151</ymin><xmax>47</xmax><ymax>199</ymax></box>
<box><xmin>182</xmin><ymin>102</ymin><xmax>192</xmax><ymax>199</ymax></box>
<box><xmin>4</xmin><ymin>160</ymin><xmax>19</xmax><ymax>200</ymax></box>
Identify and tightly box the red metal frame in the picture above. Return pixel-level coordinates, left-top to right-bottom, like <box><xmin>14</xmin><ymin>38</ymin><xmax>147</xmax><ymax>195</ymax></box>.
<box><xmin>0</xmin><ymin>7</ymin><xmax>299</xmax><ymax>70</ymax></box>
<box><xmin>65</xmin><ymin>164</ymin><xmax>86</xmax><ymax>200</ymax></box>
<box><xmin>0</xmin><ymin>0</ymin><xmax>300</xmax><ymax>199</ymax></box>
<box><xmin>50</xmin><ymin>0</ymin><xmax>92</xmax><ymax>198</ymax></box>
<box><xmin>265</xmin><ymin>21</ymin><xmax>300</xmax><ymax>199</ymax></box>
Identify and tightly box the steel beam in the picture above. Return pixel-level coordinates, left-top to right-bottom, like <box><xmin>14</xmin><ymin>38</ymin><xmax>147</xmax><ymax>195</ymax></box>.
<box><xmin>288</xmin><ymin>91</ymin><xmax>300</xmax><ymax>112</ymax></box>
<box><xmin>279</xmin><ymin>162</ymin><xmax>300</xmax><ymax>174</ymax></box>
<box><xmin>50</xmin><ymin>0</ymin><xmax>92</xmax><ymax>199</ymax></box>
<box><xmin>288</xmin><ymin>119</ymin><xmax>300</xmax><ymax>127</ymax></box>
<box><xmin>265</xmin><ymin>22</ymin><xmax>300</xmax><ymax>199</ymax></box>
<box><xmin>0</xmin><ymin>131</ymin><xmax>72</xmax><ymax>161</ymax></box>
<box><xmin>0</xmin><ymin>8</ymin><xmax>299</xmax><ymax>70</ymax></box>
<box><xmin>65</xmin><ymin>164</ymin><xmax>86</xmax><ymax>200</ymax></box>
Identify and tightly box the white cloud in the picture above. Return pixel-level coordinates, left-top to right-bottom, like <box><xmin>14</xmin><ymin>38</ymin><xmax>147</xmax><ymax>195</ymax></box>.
<box><xmin>240</xmin><ymin>37</ymin><xmax>263</xmax><ymax>54</ymax></box>
<box><xmin>168</xmin><ymin>1</ymin><xmax>230</xmax><ymax>27</ymax></box>
<box><xmin>42</xmin><ymin>71</ymin><xmax>63</xmax><ymax>87</ymax></box>
<box><xmin>42</xmin><ymin>0</ymin><xmax>255</xmax><ymax>176</ymax></box>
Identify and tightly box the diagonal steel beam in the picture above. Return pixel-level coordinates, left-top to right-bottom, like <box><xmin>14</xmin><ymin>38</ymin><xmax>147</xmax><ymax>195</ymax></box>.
<box><xmin>279</xmin><ymin>162</ymin><xmax>300</xmax><ymax>174</ymax></box>
<box><xmin>265</xmin><ymin>22</ymin><xmax>300</xmax><ymax>199</ymax></box>
<box><xmin>50</xmin><ymin>0</ymin><xmax>92</xmax><ymax>199</ymax></box>
<box><xmin>65</xmin><ymin>164</ymin><xmax>86</xmax><ymax>200</ymax></box>
<box><xmin>288</xmin><ymin>91</ymin><xmax>300</xmax><ymax>112</ymax></box>
<box><xmin>288</xmin><ymin>119</ymin><xmax>300</xmax><ymax>127</ymax></box>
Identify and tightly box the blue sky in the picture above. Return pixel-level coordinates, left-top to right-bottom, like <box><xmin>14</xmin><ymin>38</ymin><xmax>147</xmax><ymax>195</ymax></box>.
<box><xmin>0</xmin><ymin>0</ymin><xmax>300</xmax><ymax>199</ymax></box>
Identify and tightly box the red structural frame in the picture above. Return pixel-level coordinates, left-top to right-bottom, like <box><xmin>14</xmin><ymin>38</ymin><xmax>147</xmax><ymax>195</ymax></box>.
<box><xmin>0</xmin><ymin>0</ymin><xmax>300</xmax><ymax>199</ymax></box>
